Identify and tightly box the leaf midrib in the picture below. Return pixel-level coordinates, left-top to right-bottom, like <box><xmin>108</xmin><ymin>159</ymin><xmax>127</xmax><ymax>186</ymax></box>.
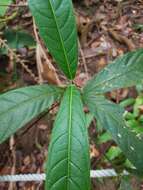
<box><xmin>48</xmin><ymin>0</ymin><xmax>72</xmax><ymax>79</ymax></box>
<box><xmin>67</xmin><ymin>85</ymin><xmax>73</xmax><ymax>189</ymax></box>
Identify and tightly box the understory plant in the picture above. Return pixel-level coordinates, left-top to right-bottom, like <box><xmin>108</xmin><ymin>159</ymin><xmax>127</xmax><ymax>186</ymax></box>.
<box><xmin>0</xmin><ymin>0</ymin><xmax>143</xmax><ymax>189</ymax></box>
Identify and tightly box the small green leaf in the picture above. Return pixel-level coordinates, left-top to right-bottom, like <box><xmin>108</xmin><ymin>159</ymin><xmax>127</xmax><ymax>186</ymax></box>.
<box><xmin>119</xmin><ymin>98</ymin><xmax>135</xmax><ymax>108</ymax></box>
<box><xmin>0</xmin><ymin>0</ymin><xmax>11</xmax><ymax>17</ymax></box>
<box><xmin>46</xmin><ymin>85</ymin><xmax>90</xmax><ymax>190</ymax></box>
<box><xmin>4</xmin><ymin>29</ymin><xmax>36</xmax><ymax>49</ymax></box>
<box><xmin>0</xmin><ymin>85</ymin><xmax>62</xmax><ymax>143</ymax></box>
<box><xmin>98</xmin><ymin>132</ymin><xmax>112</xmax><ymax>144</ymax></box>
<box><xmin>133</xmin><ymin>96</ymin><xmax>143</xmax><ymax>117</ymax></box>
<box><xmin>84</xmin><ymin>95</ymin><xmax>143</xmax><ymax>172</ymax></box>
<box><xmin>106</xmin><ymin>146</ymin><xmax>122</xmax><ymax>161</ymax></box>
<box><xmin>83</xmin><ymin>49</ymin><xmax>143</xmax><ymax>96</ymax></box>
<box><xmin>133</xmin><ymin>24</ymin><xmax>143</xmax><ymax>32</ymax></box>
<box><xmin>28</xmin><ymin>0</ymin><xmax>78</xmax><ymax>79</ymax></box>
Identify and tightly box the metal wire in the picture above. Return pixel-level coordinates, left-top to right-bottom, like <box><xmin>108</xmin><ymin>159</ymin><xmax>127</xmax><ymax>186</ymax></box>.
<box><xmin>0</xmin><ymin>169</ymin><xmax>129</xmax><ymax>182</ymax></box>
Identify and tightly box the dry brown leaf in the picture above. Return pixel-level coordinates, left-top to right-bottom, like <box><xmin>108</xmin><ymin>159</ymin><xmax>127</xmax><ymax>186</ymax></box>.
<box><xmin>23</xmin><ymin>156</ymin><xmax>31</xmax><ymax>166</ymax></box>
<box><xmin>36</xmin><ymin>44</ymin><xmax>61</xmax><ymax>85</ymax></box>
<box><xmin>76</xmin><ymin>12</ymin><xmax>92</xmax><ymax>46</ymax></box>
<box><xmin>97</xmin><ymin>57</ymin><xmax>107</xmax><ymax>72</ymax></box>
<box><xmin>109</xmin><ymin>29</ymin><xmax>135</xmax><ymax>51</ymax></box>
<box><xmin>90</xmin><ymin>144</ymin><xmax>100</xmax><ymax>158</ymax></box>
<box><xmin>38</xmin><ymin>124</ymin><xmax>48</xmax><ymax>130</ymax></box>
<box><xmin>139</xmin><ymin>105</ymin><xmax>143</xmax><ymax>113</ymax></box>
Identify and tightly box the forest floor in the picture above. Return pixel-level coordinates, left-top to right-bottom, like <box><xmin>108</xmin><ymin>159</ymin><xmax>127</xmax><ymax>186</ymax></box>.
<box><xmin>0</xmin><ymin>0</ymin><xmax>143</xmax><ymax>189</ymax></box>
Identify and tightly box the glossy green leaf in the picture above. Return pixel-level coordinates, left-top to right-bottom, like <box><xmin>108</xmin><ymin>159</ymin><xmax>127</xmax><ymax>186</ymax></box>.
<box><xmin>46</xmin><ymin>85</ymin><xmax>90</xmax><ymax>190</ymax></box>
<box><xmin>28</xmin><ymin>0</ymin><xmax>78</xmax><ymax>79</ymax></box>
<box><xmin>0</xmin><ymin>0</ymin><xmax>11</xmax><ymax>16</ymax></box>
<box><xmin>84</xmin><ymin>95</ymin><xmax>143</xmax><ymax>172</ymax></box>
<box><xmin>0</xmin><ymin>85</ymin><xmax>62</xmax><ymax>143</ymax></box>
<box><xmin>83</xmin><ymin>49</ymin><xmax>143</xmax><ymax>96</ymax></box>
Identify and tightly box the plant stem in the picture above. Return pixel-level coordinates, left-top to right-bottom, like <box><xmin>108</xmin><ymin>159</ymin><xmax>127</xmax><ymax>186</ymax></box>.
<box><xmin>0</xmin><ymin>11</ymin><xmax>17</xmax><ymax>23</ymax></box>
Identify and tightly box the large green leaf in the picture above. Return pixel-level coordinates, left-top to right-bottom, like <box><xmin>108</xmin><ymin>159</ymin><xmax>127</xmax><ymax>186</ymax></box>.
<box><xmin>84</xmin><ymin>95</ymin><xmax>143</xmax><ymax>172</ymax></box>
<box><xmin>46</xmin><ymin>85</ymin><xmax>90</xmax><ymax>190</ymax></box>
<box><xmin>0</xmin><ymin>0</ymin><xmax>11</xmax><ymax>17</ymax></box>
<box><xmin>0</xmin><ymin>85</ymin><xmax>62</xmax><ymax>143</ymax></box>
<box><xmin>28</xmin><ymin>0</ymin><xmax>78</xmax><ymax>79</ymax></box>
<box><xmin>83</xmin><ymin>49</ymin><xmax>143</xmax><ymax>96</ymax></box>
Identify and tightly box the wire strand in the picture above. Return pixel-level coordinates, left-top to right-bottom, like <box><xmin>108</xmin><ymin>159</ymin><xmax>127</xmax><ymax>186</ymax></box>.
<box><xmin>0</xmin><ymin>169</ymin><xmax>129</xmax><ymax>182</ymax></box>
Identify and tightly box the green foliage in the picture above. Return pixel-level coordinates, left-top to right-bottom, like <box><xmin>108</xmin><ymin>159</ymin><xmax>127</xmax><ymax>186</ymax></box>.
<box><xmin>0</xmin><ymin>0</ymin><xmax>143</xmax><ymax>189</ymax></box>
<box><xmin>0</xmin><ymin>0</ymin><xmax>11</xmax><ymax>17</ymax></box>
<box><xmin>46</xmin><ymin>85</ymin><xmax>90</xmax><ymax>190</ymax></box>
<box><xmin>83</xmin><ymin>49</ymin><xmax>143</xmax><ymax>96</ymax></box>
<box><xmin>98</xmin><ymin>132</ymin><xmax>112</xmax><ymax>144</ymax></box>
<box><xmin>105</xmin><ymin>146</ymin><xmax>122</xmax><ymax>161</ymax></box>
<box><xmin>28</xmin><ymin>0</ymin><xmax>78</xmax><ymax>79</ymax></box>
<box><xmin>0</xmin><ymin>29</ymin><xmax>36</xmax><ymax>55</ymax></box>
<box><xmin>83</xmin><ymin>95</ymin><xmax>143</xmax><ymax>172</ymax></box>
<box><xmin>118</xmin><ymin>177</ymin><xmax>133</xmax><ymax>190</ymax></box>
<box><xmin>124</xmin><ymin>96</ymin><xmax>143</xmax><ymax>133</ymax></box>
<box><xmin>133</xmin><ymin>96</ymin><xmax>143</xmax><ymax>117</ymax></box>
<box><xmin>97</xmin><ymin>95</ymin><xmax>143</xmax><ymax>171</ymax></box>
<box><xmin>85</xmin><ymin>113</ymin><xmax>94</xmax><ymax>128</ymax></box>
<box><xmin>119</xmin><ymin>98</ymin><xmax>135</xmax><ymax>108</ymax></box>
<box><xmin>133</xmin><ymin>24</ymin><xmax>143</xmax><ymax>32</ymax></box>
<box><xmin>4</xmin><ymin>29</ymin><xmax>36</xmax><ymax>49</ymax></box>
<box><xmin>0</xmin><ymin>85</ymin><xmax>62</xmax><ymax>143</ymax></box>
